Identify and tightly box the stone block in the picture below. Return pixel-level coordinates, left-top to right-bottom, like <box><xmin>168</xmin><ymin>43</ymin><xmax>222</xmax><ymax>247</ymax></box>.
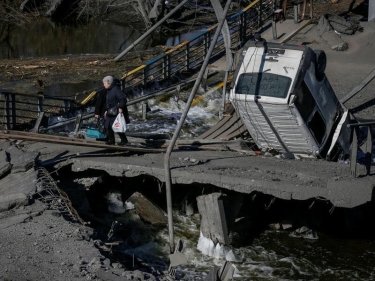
<box><xmin>197</xmin><ymin>193</ymin><xmax>229</xmax><ymax>245</ymax></box>
<box><xmin>126</xmin><ymin>192</ymin><xmax>167</xmax><ymax>225</ymax></box>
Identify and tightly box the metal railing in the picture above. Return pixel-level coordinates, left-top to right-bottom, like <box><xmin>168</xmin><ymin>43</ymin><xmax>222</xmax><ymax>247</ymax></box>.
<box><xmin>120</xmin><ymin>0</ymin><xmax>274</xmax><ymax>100</ymax></box>
<box><xmin>348</xmin><ymin>121</ymin><xmax>374</xmax><ymax>177</ymax></box>
<box><xmin>0</xmin><ymin>91</ymin><xmax>83</xmax><ymax>131</ymax></box>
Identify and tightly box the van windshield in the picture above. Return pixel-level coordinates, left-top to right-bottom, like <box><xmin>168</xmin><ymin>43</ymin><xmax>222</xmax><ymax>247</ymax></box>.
<box><xmin>235</xmin><ymin>73</ymin><xmax>292</xmax><ymax>98</ymax></box>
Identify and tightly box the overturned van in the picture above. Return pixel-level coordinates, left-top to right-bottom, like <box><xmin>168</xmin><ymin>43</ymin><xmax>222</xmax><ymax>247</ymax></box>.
<box><xmin>229</xmin><ymin>41</ymin><xmax>350</xmax><ymax>158</ymax></box>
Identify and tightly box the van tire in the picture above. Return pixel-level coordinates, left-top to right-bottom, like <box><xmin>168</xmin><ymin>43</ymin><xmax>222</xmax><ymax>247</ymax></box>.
<box><xmin>314</xmin><ymin>50</ymin><xmax>326</xmax><ymax>80</ymax></box>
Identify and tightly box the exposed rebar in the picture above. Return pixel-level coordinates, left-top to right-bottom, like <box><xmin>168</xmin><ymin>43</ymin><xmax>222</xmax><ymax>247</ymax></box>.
<box><xmin>35</xmin><ymin>167</ymin><xmax>85</xmax><ymax>225</ymax></box>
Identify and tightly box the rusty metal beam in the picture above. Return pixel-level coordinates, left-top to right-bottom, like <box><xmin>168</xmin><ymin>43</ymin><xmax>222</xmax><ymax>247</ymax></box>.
<box><xmin>0</xmin><ymin>130</ymin><xmax>165</xmax><ymax>153</ymax></box>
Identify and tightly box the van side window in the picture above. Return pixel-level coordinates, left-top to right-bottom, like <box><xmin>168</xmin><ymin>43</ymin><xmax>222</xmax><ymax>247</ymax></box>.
<box><xmin>308</xmin><ymin>111</ymin><xmax>326</xmax><ymax>145</ymax></box>
<box><xmin>294</xmin><ymin>81</ymin><xmax>315</xmax><ymax>122</ymax></box>
<box><xmin>294</xmin><ymin>81</ymin><xmax>326</xmax><ymax>145</ymax></box>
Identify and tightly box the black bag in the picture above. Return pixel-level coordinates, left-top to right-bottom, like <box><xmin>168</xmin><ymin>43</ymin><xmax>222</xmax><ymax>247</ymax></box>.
<box><xmin>97</xmin><ymin>117</ymin><xmax>107</xmax><ymax>134</ymax></box>
<box><xmin>107</xmin><ymin>106</ymin><xmax>118</xmax><ymax>117</ymax></box>
<box><xmin>106</xmin><ymin>94</ymin><xmax>118</xmax><ymax>117</ymax></box>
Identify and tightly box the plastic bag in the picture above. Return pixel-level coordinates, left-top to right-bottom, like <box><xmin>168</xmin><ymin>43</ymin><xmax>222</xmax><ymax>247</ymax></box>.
<box><xmin>112</xmin><ymin>113</ymin><xmax>127</xmax><ymax>133</ymax></box>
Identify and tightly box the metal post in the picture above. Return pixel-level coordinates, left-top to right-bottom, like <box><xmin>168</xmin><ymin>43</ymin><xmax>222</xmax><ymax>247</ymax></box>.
<box><xmin>294</xmin><ymin>5</ymin><xmax>298</xmax><ymax>23</ymax></box>
<box><xmin>365</xmin><ymin>126</ymin><xmax>373</xmax><ymax>175</ymax></box>
<box><xmin>73</xmin><ymin>114</ymin><xmax>82</xmax><ymax>137</ymax></box>
<box><xmin>64</xmin><ymin>100</ymin><xmax>70</xmax><ymax>113</ymax></box>
<box><xmin>144</xmin><ymin>66</ymin><xmax>148</xmax><ymax>85</ymax></box>
<box><xmin>167</xmin><ymin>54</ymin><xmax>172</xmax><ymax>80</ymax></box>
<box><xmin>239</xmin><ymin>14</ymin><xmax>244</xmax><ymax>43</ymax></box>
<box><xmin>32</xmin><ymin>112</ymin><xmax>44</xmax><ymax>133</ymax></box>
<box><xmin>5</xmin><ymin>93</ymin><xmax>10</xmax><ymax>129</ymax></box>
<box><xmin>258</xmin><ymin>0</ymin><xmax>263</xmax><ymax>28</ymax></box>
<box><xmin>272</xmin><ymin>21</ymin><xmax>277</xmax><ymax>40</ymax></box>
<box><xmin>163</xmin><ymin>0</ymin><xmax>232</xmax><ymax>254</ymax></box>
<box><xmin>38</xmin><ymin>95</ymin><xmax>44</xmax><ymax>115</ymax></box>
<box><xmin>242</xmin><ymin>12</ymin><xmax>247</xmax><ymax>42</ymax></box>
<box><xmin>142</xmin><ymin>102</ymin><xmax>148</xmax><ymax>120</ymax></box>
<box><xmin>220</xmin><ymin>70</ymin><xmax>230</xmax><ymax>120</ymax></box>
<box><xmin>185</xmin><ymin>45</ymin><xmax>190</xmax><ymax>71</ymax></box>
<box><xmin>11</xmin><ymin>94</ymin><xmax>16</xmax><ymax>128</ymax></box>
<box><xmin>204</xmin><ymin>33</ymin><xmax>209</xmax><ymax>58</ymax></box>
<box><xmin>350</xmin><ymin>127</ymin><xmax>358</xmax><ymax>177</ymax></box>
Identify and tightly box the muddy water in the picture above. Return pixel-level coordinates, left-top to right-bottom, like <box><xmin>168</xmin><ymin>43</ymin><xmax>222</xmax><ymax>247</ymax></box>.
<box><xmin>171</xmin><ymin>215</ymin><xmax>375</xmax><ymax>281</ymax></box>
<box><xmin>0</xmin><ymin>18</ymin><xmax>164</xmax><ymax>59</ymax></box>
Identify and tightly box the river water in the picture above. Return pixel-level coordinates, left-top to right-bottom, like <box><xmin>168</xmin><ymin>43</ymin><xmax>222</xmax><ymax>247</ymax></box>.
<box><xmin>4</xmin><ymin>16</ymin><xmax>375</xmax><ymax>281</ymax></box>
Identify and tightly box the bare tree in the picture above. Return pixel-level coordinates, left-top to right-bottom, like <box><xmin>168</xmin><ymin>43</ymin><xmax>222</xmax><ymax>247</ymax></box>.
<box><xmin>99</xmin><ymin>0</ymin><xmax>167</xmax><ymax>29</ymax></box>
<box><xmin>0</xmin><ymin>0</ymin><xmax>30</xmax><ymax>26</ymax></box>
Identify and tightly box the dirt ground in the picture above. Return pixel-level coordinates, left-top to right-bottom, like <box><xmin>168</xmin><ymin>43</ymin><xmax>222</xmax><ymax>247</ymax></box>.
<box><xmin>0</xmin><ymin>1</ymin><xmax>375</xmax><ymax>281</ymax></box>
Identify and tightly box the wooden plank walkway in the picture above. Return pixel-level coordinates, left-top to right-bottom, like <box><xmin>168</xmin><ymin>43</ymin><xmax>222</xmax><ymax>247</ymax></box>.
<box><xmin>197</xmin><ymin>103</ymin><xmax>248</xmax><ymax>141</ymax></box>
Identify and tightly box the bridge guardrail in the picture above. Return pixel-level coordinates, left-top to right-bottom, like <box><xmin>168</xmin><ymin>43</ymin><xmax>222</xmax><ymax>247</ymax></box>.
<box><xmin>0</xmin><ymin>91</ymin><xmax>81</xmax><ymax>130</ymax></box>
<box><xmin>120</xmin><ymin>0</ymin><xmax>274</xmax><ymax>100</ymax></box>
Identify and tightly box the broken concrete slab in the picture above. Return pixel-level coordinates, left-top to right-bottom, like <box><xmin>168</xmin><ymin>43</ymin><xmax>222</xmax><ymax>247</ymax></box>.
<box><xmin>0</xmin><ymin>193</ymin><xmax>29</xmax><ymax>212</ymax></box>
<box><xmin>65</xmin><ymin>151</ymin><xmax>375</xmax><ymax>209</ymax></box>
<box><xmin>5</xmin><ymin>145</ymin><xmax>40</xmax><ymax>173</ymax></box>
<box><xmin>126</xmin><ymin>192</ymin><xmax>167</xmax><ymax>225</ymax></box>
<box><xmin>320</xmin><ymin>31</ymin><xmax>348</xmax><ymax>51</ymax></box>
<box><xmin>0</xmin><ymin>168</ymin><xmax>38</xmax><ymax>197</ymax></box>
<box><xmin>0</xmin><ymin>160</ymin><xmax>11</xmax><ymax>179</ymax></box>
<box><xmin>0</xmin><ymin>141</ymin><xmax>12</xmax><ymax>178</ymax></box>
<box><xmin>197</xmin><ymin>193</ymin><xmax>229</xmax><ymax>245</ymax></box>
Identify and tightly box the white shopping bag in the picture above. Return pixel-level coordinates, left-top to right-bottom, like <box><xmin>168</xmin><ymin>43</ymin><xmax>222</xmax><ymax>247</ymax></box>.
<box><xmin>112</xmin><ymin>113</ymin><xmax>127</xmax><ymax>133</ymax></box>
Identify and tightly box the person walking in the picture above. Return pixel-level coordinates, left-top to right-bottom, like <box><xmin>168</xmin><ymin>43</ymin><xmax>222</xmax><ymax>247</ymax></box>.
<box><xmin>102</xmin><ymin>75</ymin><xmax>130</xmax><ymax>145</ymax></box>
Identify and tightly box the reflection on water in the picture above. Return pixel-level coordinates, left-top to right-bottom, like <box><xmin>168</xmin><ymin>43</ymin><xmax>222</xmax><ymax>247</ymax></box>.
<box><xmin>0</xmin><ymin>18</ymin><xmax>159</xmax><ymax>59</ymax></box>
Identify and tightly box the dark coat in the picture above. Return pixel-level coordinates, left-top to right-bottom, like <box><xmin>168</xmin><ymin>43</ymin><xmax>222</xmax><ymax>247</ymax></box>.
<box><xmin>94</xmin><ymin>88</ymin><xmax>107</xmax><ymax>116</ymax></box>
<box><xmin>104</xmin><ymin>83</ymin><xmax>130</xmax><ymax>129</ymax></box>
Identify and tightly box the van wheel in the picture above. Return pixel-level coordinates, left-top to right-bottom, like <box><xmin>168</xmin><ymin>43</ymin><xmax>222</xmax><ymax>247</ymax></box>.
<box><xmin>314</xmin><ymin>50</ymin><xmax>326</xmax><ymax>79</ymax></box>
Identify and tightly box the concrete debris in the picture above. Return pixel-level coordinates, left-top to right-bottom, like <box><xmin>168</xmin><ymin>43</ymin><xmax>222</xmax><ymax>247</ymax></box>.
<box><xmin>0</xmin><ymin>141</ymin><xmax>39</xmax><ymax>204</ymax></box>
<box><xmin>0</xmin><ymin>168</ymin><xmax>38</xmax><ymax>197</ymax></box>
<box><xmin>126</xmin><ymin>191</ymin><xmax>167</xmax><ymax>225</ymax></box>
<box><xmin>318</xmin><ymin>13</ymin><xmax>363</xmax><ymax>35</ymax></box>
<box><xmin>197</xmin><ymin>193</ymin><xmax>230</xmax><ymax>245</ymax></box>
<box><xmin>291</xmin><ymin>226</ymin><xmax>319</xmax><ymax>239</ymax></box>
<box><xmin>5</xmin><ymin>144</ymin><xmax>39</xmax><ymax>173</ymax></box>
<box><xmin>317</xmin><ymin>13</ymin><xmax>362</xmax><ymax>51</ymax></box>
<box><xmin>107</xmin><ymin>192</ymin><xmax>126</xmax><ymax>214</ymax></box>
<box><xmin>282</xmin><ymin>224</ymin><xmax>293</xmax><ymax>230</ymax></box>
<box><xmin>204</xmin><ymin>261</ymin><xmax>235</xmax><ymax>281</ymax></box>
<box><xmin>205</xmin><ymin>265</ymin><xmax>220</xmax><ymax>281</ymax></box>
<box><xmin>269</xmin><ymin>223</ymin><xmax>293</xmax><ymax>231</ymax></box>
<box><xmin>0</xmin><ymin>161</ymin><xmax>11</xmax><ymax>179</ymax></box>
